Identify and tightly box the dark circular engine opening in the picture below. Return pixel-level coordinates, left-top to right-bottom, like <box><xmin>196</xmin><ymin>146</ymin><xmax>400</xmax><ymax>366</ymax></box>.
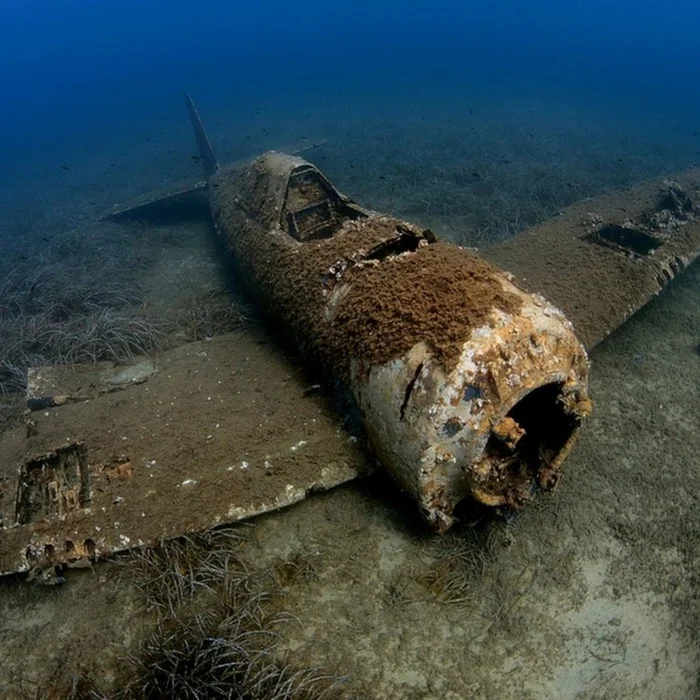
<box><xmin>468</xmin><ymin>382</ymin><xmax>582</xmax><ymax>510</ymax></box>
<box><xmin>508</xmin><ymin>382</ymin><xmax>580</xmax><ymax>475</ymax></box>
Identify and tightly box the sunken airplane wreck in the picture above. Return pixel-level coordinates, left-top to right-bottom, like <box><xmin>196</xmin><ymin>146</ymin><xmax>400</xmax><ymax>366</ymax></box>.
<box><xmin>1</xmin><ymin>93</ymin><xmax>699</xmax><ymax>579</ymax></box>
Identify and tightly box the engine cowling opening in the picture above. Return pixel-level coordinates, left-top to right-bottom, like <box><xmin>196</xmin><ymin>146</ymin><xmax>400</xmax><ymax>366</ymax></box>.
<box><xmin>469</xmin><ymin>382</ymin><xmax>583</xmax><ymax>510</ymax></box>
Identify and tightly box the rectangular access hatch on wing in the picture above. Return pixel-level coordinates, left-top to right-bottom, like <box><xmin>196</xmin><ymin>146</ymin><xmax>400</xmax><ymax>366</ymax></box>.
<box><xmin>581</xmin><ymin>225</ymin><xmax>663</xmax><ymax>258</ymax></box>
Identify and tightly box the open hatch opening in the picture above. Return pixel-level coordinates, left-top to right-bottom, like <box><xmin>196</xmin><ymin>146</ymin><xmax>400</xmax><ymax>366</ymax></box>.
<box><xmin>467</xmin><ymin>382</ymin><xmax>581</xmax><ymax>511</ymax></box>
<box><xmin>582</xmin><ymin>225</ymin><xmax>662</xmax><ymax>258</ymax></box>
<box><xmin>15</xmin><ymin>443</ymin><xmax>91</xmax><ymax>525</ymax></box>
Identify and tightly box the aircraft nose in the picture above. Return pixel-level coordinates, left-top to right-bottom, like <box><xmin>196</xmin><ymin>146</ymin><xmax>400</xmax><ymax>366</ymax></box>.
<box><xmin>351</xmin><ymin>274</ymin><xmax>591</xmax><ymax>532</ymax></box>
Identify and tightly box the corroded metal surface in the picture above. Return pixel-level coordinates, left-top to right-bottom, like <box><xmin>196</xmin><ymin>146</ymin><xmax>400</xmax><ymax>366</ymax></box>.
<box><xmin>354</xmin><ymin>283</ymin><xmax>590</xmax><ymax>531</ymax></box>
<box><xmin>0</xmin><ymin>332</ymin><xmax>365</xmax><ymax>577</ymax></box>
<box><xmin>210</xmin><ymin>152</ymin><xmax>591</xmax><ymax>530</ymax></box>
<box><xmin>482</xmin><ymin>174</ymin><xmax>700</xmax><ymax>349</ymax></box>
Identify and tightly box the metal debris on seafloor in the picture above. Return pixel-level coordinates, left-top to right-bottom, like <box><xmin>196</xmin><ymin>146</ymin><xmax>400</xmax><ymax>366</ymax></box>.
<box><xmin>25</xmin><ymin>359</ymin><xmax>157</xmax><ymax>410</ymax></box>
<box><xmin>1</xmin><ymin>92</ymin><xmax>698</xmax><ymax>578</ymax></box>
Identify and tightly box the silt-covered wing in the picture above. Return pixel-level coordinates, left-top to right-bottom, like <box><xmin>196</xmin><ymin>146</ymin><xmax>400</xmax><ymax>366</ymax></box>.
<box><xmin>482</xmin><ymin>170</ymin><xmax>700</xmax><ymax>349</ymax></box>
<box><xmin>0</xmin><ymin>331</ymin><xmax>366</xmax><ymax>577</ymax></box>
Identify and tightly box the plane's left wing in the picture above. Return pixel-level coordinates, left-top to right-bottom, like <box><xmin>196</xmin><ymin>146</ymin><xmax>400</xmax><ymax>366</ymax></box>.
<box><xmin>0</xmin><ymin>331</ymin><xmax>366</xmax><ymax>577</ymax></box>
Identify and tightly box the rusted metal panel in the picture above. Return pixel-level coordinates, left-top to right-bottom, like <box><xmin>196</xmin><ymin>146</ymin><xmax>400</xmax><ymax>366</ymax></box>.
<box><xmin>482</xmin><ymin>173</ymin><xmax>700</xmax><ymax>350</ymax></box>
<box><xmin>0</xmin><ymin>332</ymin><xmax>366</xmax><ymax>577</ymax></box>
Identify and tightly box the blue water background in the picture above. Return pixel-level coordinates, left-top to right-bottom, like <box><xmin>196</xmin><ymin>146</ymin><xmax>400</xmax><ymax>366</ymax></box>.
<box><xmin>1</xmin><ymin>0</ymin><xmax>699</xmax><ymax>202</ymax></box>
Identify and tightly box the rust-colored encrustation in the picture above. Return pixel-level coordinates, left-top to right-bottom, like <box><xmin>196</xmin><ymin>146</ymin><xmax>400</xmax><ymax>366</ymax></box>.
<box><xmin>209</xmin><ymin>155</ymin><xmax>523</xmax><ymax>378</ymax></box>
<box><xmin>209</xmin><ymin>153</ymin><xmax>591</xmax><ymax>530</ymax></box>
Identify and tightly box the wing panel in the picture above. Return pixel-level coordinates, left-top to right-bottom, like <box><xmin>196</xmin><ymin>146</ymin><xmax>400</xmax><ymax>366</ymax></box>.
<box><xmin>482</xmin><ymin>170</ymin><xmax>700</xmax><ymax>349</ymax></box>
<box><xmin>0</xmin><ymin>332</ymin><xmax>366</xmax><ymax>576</ymax></box>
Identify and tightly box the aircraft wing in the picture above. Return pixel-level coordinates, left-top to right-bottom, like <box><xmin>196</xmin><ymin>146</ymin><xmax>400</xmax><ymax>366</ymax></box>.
<box><xmin>481</xmin><ymin>169</ymin><xmax>700</xmax><ymax>349</ymax></box>
<box><xmin>0</xmin><ymin>331</ymin><xmax>366</xmax><ymax>577</ymax></box>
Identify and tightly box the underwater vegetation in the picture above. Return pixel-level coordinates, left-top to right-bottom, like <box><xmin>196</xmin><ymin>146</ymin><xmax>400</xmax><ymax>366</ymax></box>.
<box><xmin>36</xmin><ymin>528</ymin><xmax>346</xmax><ymax>699</ymax></box>
<box><xmin>0</xmin><ymin>225</ymin><xmax>162</xmax><ymax>393</ymax></box>
<box><xmin>175</xmin><ymin>287</ymin><xmax>254</xmax><ymax>343</ymax></box>
<box><xmin>0</xmin><ymin>221</ymin><xmax>251</xmax><ymax>433</ymax></box>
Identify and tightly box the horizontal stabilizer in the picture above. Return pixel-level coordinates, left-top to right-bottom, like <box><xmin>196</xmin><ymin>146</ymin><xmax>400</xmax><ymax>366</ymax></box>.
<box><xmin>279</xmin><ymin>137</ymin><xmax>329</xmax><ymax>156</ymax></box>
<box><xmin>103</xmin><ymin>180</ymin><xmax>208</xmax><ymax>223</ymax></box>
<box><xmin>482</xmin><ymin>170</ymin><xmax>700</xmax><ymax>349</ymax></box>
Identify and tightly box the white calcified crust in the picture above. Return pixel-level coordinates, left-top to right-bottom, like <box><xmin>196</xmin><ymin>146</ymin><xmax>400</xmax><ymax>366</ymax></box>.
<box><xmin>351</xmin><ymin>273</ymin><xmax>590</xmax><ymax>531</ymax></box>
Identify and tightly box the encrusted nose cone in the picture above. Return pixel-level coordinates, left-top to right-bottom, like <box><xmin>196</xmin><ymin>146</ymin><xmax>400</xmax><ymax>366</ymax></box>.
<box><xmin>351</xmin><ymin>277</ymin><xmax>590</xmax><ymax>532</ymax></box>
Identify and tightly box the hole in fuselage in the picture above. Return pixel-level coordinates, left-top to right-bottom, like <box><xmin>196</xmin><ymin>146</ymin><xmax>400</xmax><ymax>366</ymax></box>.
<box><xmin>364</xmin><ymin>228</ymin><xmax>432</xmax><ymax>262</ymax></box>
<box><xmin>472</xmin><ymin>382</ymin><xmax>581</xmax><ymax>509</ymax></box>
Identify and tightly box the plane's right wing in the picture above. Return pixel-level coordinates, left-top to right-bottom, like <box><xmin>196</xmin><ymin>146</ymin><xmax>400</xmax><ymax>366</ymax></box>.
<box><xmin>481</xmin><ymin>169</ymin><xmax>700</xmax><ymax>350</ymax></box>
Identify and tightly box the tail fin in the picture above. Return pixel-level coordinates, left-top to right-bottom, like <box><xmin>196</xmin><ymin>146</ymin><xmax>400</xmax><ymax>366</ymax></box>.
<box><xmin>184</xmin><ymin>91</ymin><xmax>219</xmax><ymax>177</ymax></box>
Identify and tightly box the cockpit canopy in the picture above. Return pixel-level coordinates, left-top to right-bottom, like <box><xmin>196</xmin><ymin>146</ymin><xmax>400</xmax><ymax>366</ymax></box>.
<box><xmin>282</xmin><ymin>163</ymin><xmax>365</xmax><ymax>241</ymax></box>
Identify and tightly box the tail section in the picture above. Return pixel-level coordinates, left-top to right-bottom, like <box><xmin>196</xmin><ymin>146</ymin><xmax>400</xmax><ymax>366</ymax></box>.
<box><xmin>184</xmin><ymin>91</ymin><xmax>219</xmax><ymax>178</ymax></box>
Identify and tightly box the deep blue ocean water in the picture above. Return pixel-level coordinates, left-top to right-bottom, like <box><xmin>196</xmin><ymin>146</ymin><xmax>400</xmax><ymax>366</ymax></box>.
<box><xmin>1</xmin><ymin>4</ymin><xmax>700</xmax><ymax>697</ymax></box>
<box><xmin>1</xmin><ymin>0</ymin><xmax>699</xmax><ymax>190</ymax></box>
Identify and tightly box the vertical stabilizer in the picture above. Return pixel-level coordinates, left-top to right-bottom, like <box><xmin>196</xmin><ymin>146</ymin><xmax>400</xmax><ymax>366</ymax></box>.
<box><xmin>184</xmin><ymin>91</ymin><xmax>219</xmax><ymax>177</ymax></box>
